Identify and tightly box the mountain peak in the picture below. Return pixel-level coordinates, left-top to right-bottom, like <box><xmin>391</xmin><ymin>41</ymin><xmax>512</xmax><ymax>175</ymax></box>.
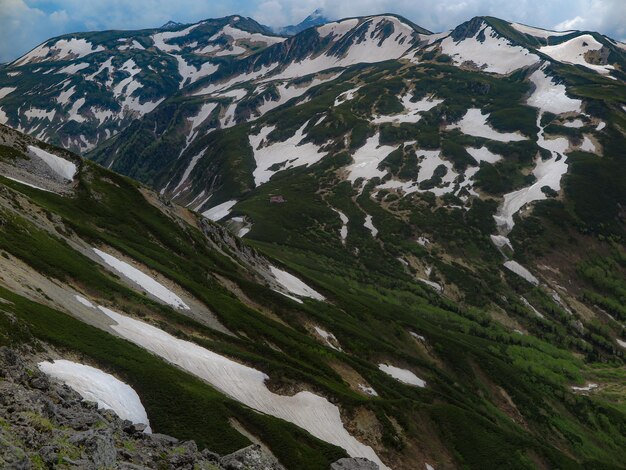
<box><xmin>275</xmin><ymin>8</ymin><xmax>333</xmax><ymax>36</ymax></box>
<box><xmin>160</xmin><ymin>20</ymin><xmax>185</xmax><ymax>30</ymax></box>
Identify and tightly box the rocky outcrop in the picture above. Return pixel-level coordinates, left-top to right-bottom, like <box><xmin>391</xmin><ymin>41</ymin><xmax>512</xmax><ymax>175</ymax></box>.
<box><xmin>331</xmin><ymin>457</ymin><xmax>380</xmax><ymax>470</ymax></box>
<box><xmin>0</xmin><ymin>347</ymin><xmax>283</xmax><ymax>470</ymax></box>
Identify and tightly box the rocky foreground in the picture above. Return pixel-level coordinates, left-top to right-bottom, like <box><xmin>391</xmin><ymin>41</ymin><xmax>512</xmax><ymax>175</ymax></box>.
<box><xmin>0</xmin><ymin>347</ymin><xmax>375</xmax><ymax>469</ymax></box>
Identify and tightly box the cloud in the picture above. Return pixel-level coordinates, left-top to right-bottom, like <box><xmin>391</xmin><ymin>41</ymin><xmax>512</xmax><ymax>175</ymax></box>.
<box><xmin>1</xmin><ymin>0</ymin><xmax>625</xmax><ymax>63</ymax></box>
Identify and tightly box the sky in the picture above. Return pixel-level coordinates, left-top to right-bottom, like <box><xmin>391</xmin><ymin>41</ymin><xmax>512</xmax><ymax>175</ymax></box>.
<box><xmin>0</xmin><ymin>0</ymin><xmax>625</xmax><ymax>63</ymax></box>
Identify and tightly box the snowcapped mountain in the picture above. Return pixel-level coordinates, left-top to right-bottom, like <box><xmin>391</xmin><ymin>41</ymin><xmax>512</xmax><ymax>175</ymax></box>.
<box><xmin>0</xmin><ymin>15</ymin><xmax>283</xmax><ymax>153</ymax></box>
<box><xmin>274</xmin><ymin>8</ymin><xmax>334</xmax><ymax>36</ymax></box>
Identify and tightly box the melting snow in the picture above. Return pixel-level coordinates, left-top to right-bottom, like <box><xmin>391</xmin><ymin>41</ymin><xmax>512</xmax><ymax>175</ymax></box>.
<box><xmin>175</xmin><ymin>56</ymin><xmax>218</xmax><ymax>87</ymax></box>
<box><xmin>363</xmin><ymin>214</ymin><xmax>378</xmax><ymax>237</ymax></box>
<box><xmin>334</xmin><ymin>86</ymin><xmax>361</xmax><ymax>107</ymax></box>
<box><xmin>520</xmin><ymin>297</ymin><xmax>545</xmax><ymax>319</ymax></box>
<box><xmin>14</xmin><ymin>38</ymin><xmax>104</xmax><ymax>66</ymax></box>
<box><xmin>38</xmin><ymin>360</ymin><xmax>151</xmax><ymax>432</ymax></box>
<box><xmin>579</xmin><ymin>135</ymin><xmax>596</xmax><ymax>153</ymax></box>
<box><xmin>493</xmin><ymin>113</ymin><xmax>569</xmax><ymax>232</ymax></box>
<box><xmin>28</xmin><ymin>145</ymin><xmax>76</xmax><ymax>180</ymax></box>
<box><xmin>96</xmin><ymin>307</ymin><xmax>387</xmax><ymax>467</ymax></box>
<box><xmin>448</xmin><ymin>108</ymin><xmax>526</xmax><ymax>142</ymax></box>
<box><xmin>24</xmin><ymin>108</ymin><xmax>56</xmax><ymax>121</ymax></box>
<box><xmin>0</xmin><ymin>87</ymin><xmax>16</xmax><ymax>100</ymax></box>
<box><xmin>346</xmin><ymin>132</ymin><xmax>396</xmax><ymax>183</ymax></box>
<box><xmin>440</xmin><ymin>24</ymin><xmax>539</xmax><ymax>74</ymax></box>
<box><xmin>358</xmin><ymin>384</ymin><xmax>379</xmax><ymax>397</ymax></box>
<box><xmin>563</xmin><ymin>119</ymin><xmax>584</xmax><ymax>128</ymax></box>
<box><xmin>539</xmin><ymin>35</ymin><xmax>614</xmax><ymax>75</ymax></box>
<box><xmin>172</xmin><ymin>151</ymin><xmax>204</xmax><ymax>194</ymax></box>
<box><xmin>270</xmin><ymin>265</ymin><xmax>325</xmax><ymax>302</ymax></box>
<box><xmin>56</xmin><ymin>86</ymin><xmax>76</xmax><ymax>105</ymax></box>
<box><xmin>249</xmin><ymin>122</ymin><xmax>327</xmax><ymax>186</ymax></box>
<box><xmin>332</xmin><ymin>208</ymin><xmax>349</xmax><ymax>243</ymax></box>
<box><xmin>571</xmin><ymin>383</ymin><xmax>598</xmax><ymax>392</ymax></box>
<box><xmin>527</xmin><ymin>68</ymin><xmax>582</xmax><ymax>115</ymax></box>
<box><xmin>202</xmin><ymin>200</ymin><xmax>237</xmax><ymax>221</ymax></box>
<box><xmin>504</xmin><ymin>261</ymin><xmax>539</xmax><ymax>285</ymax></box>
<box><xmin>490</xmin><ymin>235</ymin><xmax>513</xmax><ymax>251</ymax></box>
<box><xmin>314</xmin><ymin>326</ymin><xmax>342</xmax><ymax>351</ymax></box>
<box><xmin>151</xmin><ymin>23</ymin><xmax>202</xmax><ymax>52</ymax></box>
<box><xmin>317</xmin><ymin>19</ymin><xmax>360</xmax><ymax>39</ymax></box>
<box><xmin>258</xmin><ymin>75</ymin><xmax>340</xmax><ymax>116</ymax></box>
<box><xmin>378</xmin><ymin>364</ymin><xmax>426</xmax><ymax>387</ymax></box>
<box><xmin>57</xmin><ymin>62</ymin><xmax>90</xmax><ymax>74</ymax></box>
<box><xmin>418</xmin><ymin>278</ymin><xmax>443</xmax><ymax>292</ymax></box>
<box><xmin>93</xmin><ymin>248</ymin><xmax>190</xmax><ymax>310</ymax></box>
<box><xmin>271</xmin><ymin>16</ymin><xmax>416</xmax><ymax>80</ymax></box>
<box><xmin>372</xmin><ymin>93</ymin><xmax>443</xmax><ymax>124</ymax></box>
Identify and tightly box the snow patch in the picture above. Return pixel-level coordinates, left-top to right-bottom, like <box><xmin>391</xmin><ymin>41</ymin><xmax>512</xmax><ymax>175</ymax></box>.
<box><xmin>504</xmin><ymin>261</ymin><xmax>539</xmax><ymax>285</ymax></box>
<box><xmin>93</xmin><ymin>248</ymin><xmax>190</xmax><ymax>310</ymax></box>
<box><xmin>358</xmin><ymin>384</ymin><xmax>378</xmax><ymax>397</ymax></box>
<box><xmin>363</xmin><ymin>214</ymin><xmax>378</xmax><ymax>237</ymax></box>
<box><xmin>314</xmin><ymin>326</ymin><xmax>342</xmax><ymax>351</ymax></box>
<box><xmin>539</xmin><ymin>35</ymin><xmax>614</xmax><ymax>75</ymax></box>
<box><xmin>249</xmin><ymin>122</ymin><xmax>327</xmax><ymax>186</ymax></box>
<box><xmin>28</xmin><ymin>145</ymin><xmax>76</xmax><ymax>180</ymax></box>
<box><xmin>38</xmin><ymin>360</ymin><xmax>151</xmax><ymax>432</ymax></box>
<box><xmin>447</xmin><ymin>108</ymin><xmax>526</xmax><ymax>142</ymax></box>
<box><xmin>440</xmin><ymin>24</ymin><xmax>539</xmax><ymax>74</ymax></box>
<box><xmin>57</xmin><ymin>62</ymin><xmax>90</xmax><ymax>74</ymax></box>
<box><xmin>270</xmin><ymin>265</ymin><xmax>324</xmax><ymax>302</ymax></box>
<box><xmin>0</xmin><ymin>87</ymin><xmax>17</xmax><ymax>100</ymax></box>
<box><xmin>202</xmin><ymin>200</ymin><xmax>237</xmax><ymax>221</ymax></box>
<box><xmin>346</xmin><ymin>132</ymin><xmax>397</xmax><ymax>183</ymax></box>
<box><xmin>372</xmin><ymin>93</ymin><xmax>443</xmax><ymax>124</ymax></box>
<box><xmin>378</xmin><ymin>364</ymin><xmax>426</xmax><ymax>387</ymax></box>
<box><xmin>527</xmin><ymin>68</ymin><xmax>582</xmax><ymax>115</ymax></box>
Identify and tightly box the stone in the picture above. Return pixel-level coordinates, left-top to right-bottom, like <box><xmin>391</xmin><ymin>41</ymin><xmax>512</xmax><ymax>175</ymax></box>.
<box><xmin>331</xmin><ymin>457</ymin><xmax>380</xmax><ymax>470</ymax></box>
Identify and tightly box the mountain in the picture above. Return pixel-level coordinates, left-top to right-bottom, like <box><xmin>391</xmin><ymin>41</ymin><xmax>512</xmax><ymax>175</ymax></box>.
<box><xmin>1</xmin><ymin>11</ymin><xmax>626</xmax><ymax>470</ymax></box>
<box><xmin>275</xmin><ymin>8</ymin><xmax>334</xmax><ymax>36</ymax></box>
<box><xmin>0</xmin><ymin>15</ymin><xmax>284</xmax><ymax>153</ymax></box>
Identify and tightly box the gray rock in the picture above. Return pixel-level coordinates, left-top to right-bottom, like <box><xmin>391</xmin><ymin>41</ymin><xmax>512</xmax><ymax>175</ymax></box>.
<box><xmin>331</xmin><ymin>457</ymin><xmax>380</xmax><ymax>470</ymax></box>
<box><xmin>220</xmin><ymin>444</ymin><xmax>285</xmax><ymax>470</ymax></box>
<box><xmin>69</xmin><ymin>429</ymin><xmax>116</xmax><ymax>468</ymax></box>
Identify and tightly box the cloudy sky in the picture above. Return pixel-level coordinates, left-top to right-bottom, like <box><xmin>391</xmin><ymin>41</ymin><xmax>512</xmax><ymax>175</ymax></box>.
<box><xmin>1</xmin><ymin>0</ymin><xmax>624</xmax><ymax>63</ymax></box>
